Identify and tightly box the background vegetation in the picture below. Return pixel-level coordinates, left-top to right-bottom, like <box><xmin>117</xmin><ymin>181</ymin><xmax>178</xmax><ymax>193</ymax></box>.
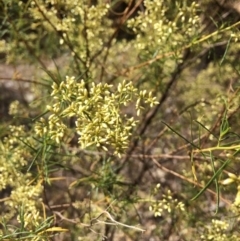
<box><xmin>1</xmin><ymin>0</ymin><xmax>240</xmax><ymax>240</ymax></box>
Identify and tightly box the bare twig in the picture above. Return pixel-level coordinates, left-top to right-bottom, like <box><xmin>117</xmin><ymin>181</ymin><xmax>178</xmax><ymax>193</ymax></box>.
<box><xmin>95</xmin><ymin>211</ymin><xmax>145</xmax><ymax>232</ymax></box>
<box><xmin>54</xmin><ymin>207</ymin><xmax>145</xmax><ymax>232</ymax></box>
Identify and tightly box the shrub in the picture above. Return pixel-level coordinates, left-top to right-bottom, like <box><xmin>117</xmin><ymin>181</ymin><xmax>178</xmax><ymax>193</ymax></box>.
<box><xmin>1</xmin><ymin>0</ymin><xmax>240</xmax><ymax>240</ymax></box>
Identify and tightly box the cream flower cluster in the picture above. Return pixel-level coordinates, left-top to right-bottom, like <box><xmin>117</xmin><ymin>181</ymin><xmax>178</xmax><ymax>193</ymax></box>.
<box><xmin>200</xmin><ymin>219</ymin><xmax>237</xmax><ymax>241</ymax></box>
<box><xmin>0</xmin><ymin>125</ymin><xmax>43</xmax><ymax>229</ymax></box>
<box><xmin>149</xmin><ymin>184</ymin><xmax>185</xmax><ymax>217</ymax></box>
<box><xmin>127</xmin><ymin>0</ymin><xmax>200</xmax><ymax>50</ymax></box>
<box><xmin>35</xmin><ymin>76</ymin><xmax>158</xmax><ymax>155</ymax></box>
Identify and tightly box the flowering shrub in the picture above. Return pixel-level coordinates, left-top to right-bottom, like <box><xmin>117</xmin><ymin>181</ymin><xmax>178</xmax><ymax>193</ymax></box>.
<box><xmin>1</xmin><ymin>0</ymin><xmax>240</xmax><ymax>240</ymax></box>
